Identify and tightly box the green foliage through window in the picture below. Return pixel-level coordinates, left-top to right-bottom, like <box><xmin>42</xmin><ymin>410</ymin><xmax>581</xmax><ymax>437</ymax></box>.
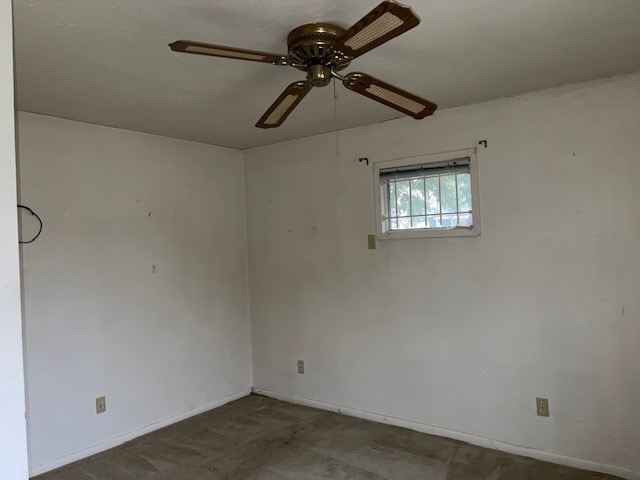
<box><xmin>385</xmin><ymin>172</ymin><xmax>473</xmax><ymax>230</ymax></box>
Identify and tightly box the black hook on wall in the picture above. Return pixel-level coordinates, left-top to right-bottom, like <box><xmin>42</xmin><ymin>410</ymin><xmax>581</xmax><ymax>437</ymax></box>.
<box><xmin>359</xmin><ymin>157</ymin><xmax>369</xmax><ymax>166</ymax></box>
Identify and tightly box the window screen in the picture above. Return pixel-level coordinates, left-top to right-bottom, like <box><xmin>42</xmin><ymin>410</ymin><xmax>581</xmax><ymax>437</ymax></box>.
<box><xmin>380</xmin><ymin>157</ymin><xmax>472</xmax><ymax>231</ymax></box>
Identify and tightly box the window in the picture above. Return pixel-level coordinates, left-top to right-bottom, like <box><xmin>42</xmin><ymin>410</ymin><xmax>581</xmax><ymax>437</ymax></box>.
<box><xmin>373</xmin><ymin>149</ymin><xmax>480</xmax><ymax>239</ymax></box>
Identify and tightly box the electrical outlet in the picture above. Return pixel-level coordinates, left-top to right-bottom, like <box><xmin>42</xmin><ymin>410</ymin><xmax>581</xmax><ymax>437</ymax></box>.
<box><xmin>96</xmin><ymin>396</ymin><xmax>107</xmax><ymax>414</ymax></box>
<box><xmin>297</xmin><ymin>360</ymin><xmax>305</xmax><ymax>374</ymax></box>
<box><xmin>536</xmin><ymin>397</ymin><xmax>549</xmax><ymax>417</ymax></box>
<box><xmin>367</xmin><ymin>235</ymin><xmax>377</xmax><ymax>250</ymax></box>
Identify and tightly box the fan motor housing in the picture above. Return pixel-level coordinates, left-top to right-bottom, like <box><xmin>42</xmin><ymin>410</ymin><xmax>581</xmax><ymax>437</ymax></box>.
<box><xmin>287</xmin><ymin>23</ymin><xmax>351</xmax><ymax>76</ymax></box>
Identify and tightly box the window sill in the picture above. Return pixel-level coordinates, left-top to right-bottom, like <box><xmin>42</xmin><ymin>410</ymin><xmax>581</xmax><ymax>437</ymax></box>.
<box><xmin>377</xmin><ymin>226</ymin><xmax>480</xmax><ymax>240</ymax></box>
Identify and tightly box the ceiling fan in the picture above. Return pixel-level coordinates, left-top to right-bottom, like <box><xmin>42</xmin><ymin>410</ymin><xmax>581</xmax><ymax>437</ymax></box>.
<box><xmin>169</xmin><ymin>0</ymin><xmax>437</xmax><ymax>129</ymax></box>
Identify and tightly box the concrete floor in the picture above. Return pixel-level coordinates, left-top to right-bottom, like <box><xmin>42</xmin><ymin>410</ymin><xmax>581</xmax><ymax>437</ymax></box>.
<box><xmin>35</xmin><ymin>394</ymin><xmax>619</xmax><ymax>480</ymax></box>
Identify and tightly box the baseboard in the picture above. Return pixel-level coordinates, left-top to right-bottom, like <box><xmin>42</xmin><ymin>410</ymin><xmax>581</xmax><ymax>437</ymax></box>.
<box><xmin>253</xmin><ymin>387</ymin><xmax>639</xmax><ymax>480</ymax></box>
<box><xmin>29</xmin><ymin>387</ymin><xmax>252</xmax><ymax>477</ymax></box>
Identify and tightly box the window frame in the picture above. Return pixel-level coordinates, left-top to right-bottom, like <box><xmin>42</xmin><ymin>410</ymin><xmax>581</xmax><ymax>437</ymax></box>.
<box><xmin>373</xmin><ymin>148</ymin><xmax>481</xmax><ymax>240</ymax></box>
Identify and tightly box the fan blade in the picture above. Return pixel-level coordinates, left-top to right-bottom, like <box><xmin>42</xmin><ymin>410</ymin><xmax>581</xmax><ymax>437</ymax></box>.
<box><xmin>332</xmin><ymin>1</ymin><xmax>420</xmax><ymax>59</ymax></box>
<box><xmin>342</xmin><ymin>72</ymin><xmax>437</xmax><ymax>119</ymax></box>
<box><xmin>169</xmin><ymin>40</ymin><xmax>290</xmax><ymax>66</ymax></box>
<box><xmin>256</xmin><ymin>81</ymin><xmax>312</xmax><ymax>129</ymax></box>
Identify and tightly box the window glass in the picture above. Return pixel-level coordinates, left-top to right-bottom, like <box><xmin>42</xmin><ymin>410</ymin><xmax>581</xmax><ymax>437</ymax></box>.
<box><xmin>386</xmin><ymin>170</ymin><xmax>472</xmax><ymax>231</ymax></box>
<box><xmin>410</xmin><ymin>178</ymin><xmax>425</xmax><ymax>216</ymax></box>
<box><xmin>388</xmin><ymin>181</ymin><xmax>397</xmax><ymax>218</ymax></box>
<box><xmin>377</xmin><ymin>152</ymin><xmax>479</xmax><ymax>238</ymax></box>
<box><xmin>397</xmin><ymin>180</ymin><xmax>411</xmax><ymax>217</ymax></box>
<box><xmin>426</xmin><ymin>177</ymin><xmax>440</xmax><ymax>215</ymax></box>
<box><xmin>457</xmin><ymin>173</ymin><xmax>472</xmax><ymax>212</ymax></box>
<box><xmin>440</xmin><ymin>174</ymin><xmax>457</xmax><ymax>214</ymax></box>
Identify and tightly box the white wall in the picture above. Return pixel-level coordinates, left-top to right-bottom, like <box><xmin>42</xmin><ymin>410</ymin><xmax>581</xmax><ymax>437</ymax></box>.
<box><xmin>17</xmin><ymin>113</ymin><xmax>252</xmax><ymax>474</ymax></box>
<box><xmin>0</xmin><ymin>0</ymin><xmax>29</xmax><ymax>478</ymax></box>
<box><xmin>244</xmin><ymin>73</ymin><xmax>640</xmax><ymax>478</ymax></box>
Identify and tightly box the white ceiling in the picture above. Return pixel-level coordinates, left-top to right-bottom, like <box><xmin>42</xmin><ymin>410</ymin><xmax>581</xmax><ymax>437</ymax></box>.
<box><xmin>12</xmin><ymin>0</ymin><xmax>640</xmax><ymax>150</ymax></box>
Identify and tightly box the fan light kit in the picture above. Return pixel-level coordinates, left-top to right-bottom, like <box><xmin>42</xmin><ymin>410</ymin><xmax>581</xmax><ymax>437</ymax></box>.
<box><xmin>169</xmin><ymin>1</ymin><xmax>437</xmax><ymax>129</ymax></box>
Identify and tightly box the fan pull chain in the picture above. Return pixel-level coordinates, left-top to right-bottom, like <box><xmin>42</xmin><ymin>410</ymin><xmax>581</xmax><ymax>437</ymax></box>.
<box><xmin>333</xmin><ymin>79</ymin><xmax>341</xmax><ymax>157</ymax></box>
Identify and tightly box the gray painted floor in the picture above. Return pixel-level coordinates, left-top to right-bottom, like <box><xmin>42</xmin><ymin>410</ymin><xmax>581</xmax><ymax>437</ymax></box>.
<box><xmin>35</xmin><ymin>394</ymin><xmax>619</xmax><ymax>480</ymax></box>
